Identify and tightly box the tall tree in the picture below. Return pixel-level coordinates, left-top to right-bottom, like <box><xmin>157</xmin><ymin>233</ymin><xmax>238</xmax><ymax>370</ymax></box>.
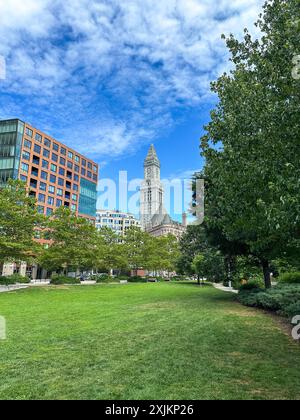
<box><xmin>96</xmin><ymin>227</ymin><xmax>128</xmax><ymax>274</ymax></box>
<box><xmin>201</xmin><ymin>0</ymin><xmax>300</xmax><ymax>288</ymax></box>
<box><xmin>39</xmin><ymin>207</ymin><xmax>98</xmax><ymax>274</ymax></box>
<box><xmin>157</xmin><ymin>234</ymin><xmax>180</xmax><ymax>278</ymax></box>
<box><xmin>0</xmin><ymin>179</ymin><xmax>40</xmax><ymax>267</ymax></box>
<box><xmin>124</xmin><ymin>226</ymin><xmax>153</xmax><ymax>272</ymax></box>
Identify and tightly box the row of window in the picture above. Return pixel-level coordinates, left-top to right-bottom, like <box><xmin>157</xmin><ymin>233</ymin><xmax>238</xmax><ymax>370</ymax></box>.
<box><xmin>21</xmin><ymin>162</ymin><xmax>82</xmax><ymax>183</ymax></box>
<box><xmin>37</xmin><ymin>192</ymin><xmax>77</xmax><ymax>205</ymax></box>
<box><xmin>98</xmin><ymin>219</ymin><xmax>137</xmax><ymax>225</ymax></box>
<box><xmin>22</xmin><ymin>147</ymin><xmax>96</xmax><ymax>181</ymax></box>
<box><xmin>24</xmin><ymin>128</ymin><xmax>97</xmax><ymax>172</ymax></box>
<box><xmin>20</xmin><ymin>174</ymin><xmax>79</xmax><ymax>192</ymax></box>
<box><xmin>37</xmin><ymin>204</ymin><xmax>77</xmax><ymax>216</ymax></box>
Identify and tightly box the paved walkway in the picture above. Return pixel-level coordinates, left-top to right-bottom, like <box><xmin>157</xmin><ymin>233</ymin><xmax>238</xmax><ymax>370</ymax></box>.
<box><xmin>213</xmin><ymin>283</ymin><xmax>238</xmax><ymax>294</ymax></box>
<box><xmin>0</xmin><ymin>285</ymin><xmax>28</xmax><ymax>293</ymax></box>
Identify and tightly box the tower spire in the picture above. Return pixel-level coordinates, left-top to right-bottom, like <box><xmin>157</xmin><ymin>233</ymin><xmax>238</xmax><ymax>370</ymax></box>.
<box><xmin>144</xmin><ymin>144</ymin><xmax>160</xmax><ymax>168</ymax></box>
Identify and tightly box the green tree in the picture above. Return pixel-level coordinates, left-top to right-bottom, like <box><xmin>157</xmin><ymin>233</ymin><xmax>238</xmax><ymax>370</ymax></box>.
<box><xmin>201</xmin><ymin>0</ymin><xmax>300</xmax><ymax>288</ymax></box>
<box><xmin>177</xmin><ymin>225</ymin><xmax>208</xmax><ymax>275</ymax></box>
<box><xmin>157</xmin><ymin>234</ymin><xmax>180</xmax><ymax>278</ymax></box>
<box><xmin>0</xmin><ymin>179</ymin><xmax>41</xmax><ymax>268</ymax></box>
<box><xmin>192</xmin><ymin>255</ymin><xmax>205</xmax><ymax>285</ymax></box>
<box><xmin>39</xmin><ymin>207</ymin><xmax>98</xmax><ymax>274</ymax></box>
<box><xmin>123</xmin><ymin>226</ymin><xmax>153</xmax><ymax>272</ymax></box>
<box><xmin>96</xmin><ymin>227</ymin><xmax>128</xmax><ymax>274</ymax></box>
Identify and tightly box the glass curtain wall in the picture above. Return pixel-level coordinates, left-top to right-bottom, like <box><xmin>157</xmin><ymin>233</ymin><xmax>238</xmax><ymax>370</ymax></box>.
<box><xmin>0</xmin><ymin>119</ymin><xmax>24</xmax><ymax>185</ymax></box>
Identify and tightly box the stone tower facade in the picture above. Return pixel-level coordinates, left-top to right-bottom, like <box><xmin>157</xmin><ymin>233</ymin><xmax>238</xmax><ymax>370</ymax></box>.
<box><xmin>140</xmin><ymin>145</ymin><xmax>164</xmax><ymax>230</ymax></box>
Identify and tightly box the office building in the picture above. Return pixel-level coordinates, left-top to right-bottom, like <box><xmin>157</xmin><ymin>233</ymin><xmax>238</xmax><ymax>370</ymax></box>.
<box><xmin>0</xmin><ymin>119</ymin><xmax>98</xmax><ymax>220</ymax></box>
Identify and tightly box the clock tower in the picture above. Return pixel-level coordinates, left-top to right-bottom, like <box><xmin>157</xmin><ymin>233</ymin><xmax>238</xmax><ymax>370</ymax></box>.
<box><xmin>140</xmin><ymin>145</ymin><xmax>164</xmax><ymax>230</ymax></box>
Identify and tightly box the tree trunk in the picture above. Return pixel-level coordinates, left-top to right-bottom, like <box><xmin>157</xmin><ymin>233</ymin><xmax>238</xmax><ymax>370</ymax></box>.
<box><xmin>262</xmin><ymin>259</ymin><xmax>272</xmax><ymax>289</ymax></box>
<box><xmin>197</xmin><ymin>275</ymin><xmax>200</xmax><ymax>286</ymax></box>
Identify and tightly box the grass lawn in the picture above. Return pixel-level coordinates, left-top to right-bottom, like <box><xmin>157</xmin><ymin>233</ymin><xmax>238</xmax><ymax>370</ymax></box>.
<box><xmin>0</xmin><ymin>283</ymin><xmax>299</xmax><ymax>400</ymax></box>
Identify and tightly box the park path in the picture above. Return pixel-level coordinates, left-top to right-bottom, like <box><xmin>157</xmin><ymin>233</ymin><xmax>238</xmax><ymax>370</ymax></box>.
<box><xmin>213</xmin><ymin>283</ymin><xmax>238</xmax><ymax>294</ymax></box>
<box><xmin>0</xmin><ymin>285</ymin><xmax>28</xmax><ymax>293</ymax></box>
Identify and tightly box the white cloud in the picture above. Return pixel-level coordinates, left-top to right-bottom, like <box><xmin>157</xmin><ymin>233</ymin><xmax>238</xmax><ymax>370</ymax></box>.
<box><xmin>0</xmin><ymin>0</ymin><xmax>265</xmax><ymax>160</ymax></box>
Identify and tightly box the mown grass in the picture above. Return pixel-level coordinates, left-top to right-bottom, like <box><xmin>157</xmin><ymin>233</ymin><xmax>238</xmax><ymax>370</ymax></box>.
<box><xmin>0</xmin><ymin>283</ymin><xmax>299</xmax><ymax>400</ymax></box>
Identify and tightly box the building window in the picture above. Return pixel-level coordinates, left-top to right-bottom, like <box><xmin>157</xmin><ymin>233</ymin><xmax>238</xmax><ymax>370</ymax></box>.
<box><xmin>56</xmin><ymin>199</ymin><xmax>63</xmax><ymax>207</ymax></box>
<box><xmin>22</xmin><ymin>151</ymin><xmax>30</xmax><ymax>161</ymax></box>
<box><xmin>82</xmin><ymin>159</ymin><xmax>86</xmax><ymax>167</ymax></box>
<box><xmin>46</xmin><ymin>208</ymin><xmax>53</xmax><ymax>216</ymax></box>
<box><xmin>71</xmin><ymin>204</ymin><xmax>76</xmax><ymax>212</ymax></box>
<box><xmin>58</xmin><ymin>177</ymin><xmax>64</xmax><ymax>186</ymax></box>
<box><xmin>42</xmin><ymin>160</ymin><xmax>49</xmax><ymax>169</ymax></box>
<box><xmin>57</xmin><ymin>188</ymin><xmax>63</xmax><ymax>197</ymax></box>
<box><xmin>61</xmin><ymin>147</ymin><xmax>66</xmax><ymax>156</ymax></box>
<box><xmin>35</xmin><ymin>133</ymin><xmax>42</xmax><ymax>143</ymax></box>
<box><xmin>34</xmin><ymin>144</ymin><xmax>41</xmax><ymax>154</ymax></box>
<box><xmin>74</xmin><ymin>174</ymin><xmax>79</xmax><ymax>182</ymax></box>
<box><xmin>26</xmin><ymin>128</ymin><xmax>33</xmax><ymax>138</ymax></box>
<box><xmin>60</xmin><ymin>157</ymin><xmax>65</xmax><ymax>166</ymax></box>
<box><xmin>41</xmin><ymin>171</ymin><xmax>48</xmax><ymax>181</ymax></box>
<box><xmin>21</xmin><ymin>163</ymin><xmax>29</xmax><ymax>173</ymax></box>
<box><xmin>48</xmin><ymin>186</ymin><xmax>55</xmax><ymax>195</ymax></box>
<box><xmin>43</xmin><ymin>149</ymin><xmax>50</xmax><ymax>158</ymax></box>
<box><xmin>48</xmin><ymin>196</ymin><xmax>54</xmax><ymax>205</ymax></box>
<box><xmin>20</xmin><ymin>175</ymin><xmax>27</xmax><ymax>183</ymax></box>
<box><xmin>37</xmin><ymin>206</ymin><xmax>44</xmax><ymax>214</ymax></box>
<box><xmin>81</xmin><ymin>168</ymin><xmax>86</xmax><ymax>176</ymax></box>
<box><xmin>67</xmin><ymin>161</ymin><xmax>73</xmax><ymax>169</ymax></box>
<box><xmin>93</xmin><ymin>174</ymin><xmax>97</xmax><ymax>181</ymax></box>
<box><xmin>53</xmin><ymin>143</ymin><xmax>59</xmax><ymax>152</ymax></box>
<box><xmin>72</xmin><ymin>194</ymin><xmax>77</xmax><ymax>202</ymax></box>
<box><xmin>74</xmin><ymin>165</ymin><xmax>79</xmax><ymax>173</ymax></box>
<box><xmin>38</xmin><ymin>193</ymin><xmax>45</xmax><ymax>203</ymax></box>
<box><xmin>68</xmin><ymin>151</ymin><xmax>73</xmax><ymax>159</ymax></box>
<box><xmin>88</xmin><ymin>162</ymin><xmax>92</xmax><ymax>169</ymax></box>
<box><xmin>44</xmin><ymin>138</ymin><xmax>51</xmax><ymax>148</ymax></box>
<box><xmin>93</xmin><ymin>165</ymin><xmax>97</xmax><ymax>173</ymax></box>
<box><xmin>75</xmin><ymin>155</ymin><xmax>80</xmax><ymax>163</ymax></box>
<box><xmin>39</xmin><ymin>182</ymin><xmax>46</xmax><ymax>191</ymax></box>
<box><xmin>87</xmin><ymin>171</ymin><xmax>92</xmax><ymax>178</ymax></box>
<box><xmin>73</xmin><ymin>184</ymin><xmax>78</xmax><ymax>191</ymax></box>
<box><xmin>50</xmin><ymin>174</ymin><xmax>56</xmax><ymax>184</ymax></box>
<box><xmin>52</xmin><ymin>153</ymin><xmax>58</xmax><ymax>162</ymax></box>
<box><xmin>24</xmin><ymin>139</ymin><xmax>32</xmax><ymax>149</ymax></box>
<box><xmin>51</xmin><ymin>164</ymin><xmax>57</xmax><ymax>173</ymax></box>
<box><xmin>59</xmin><ymin>167</ymin><xmax>65</xmax><ymax>176</ymax></box>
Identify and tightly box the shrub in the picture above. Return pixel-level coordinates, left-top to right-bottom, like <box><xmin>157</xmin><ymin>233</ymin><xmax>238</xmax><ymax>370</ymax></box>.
<box><xmin>51</xmin><ymin>275</ymin><xmax>80</xmax><ymax>285</ymax></box>
<box><xmin>9</xmin><ymin>274</ymin><xmax>30</xmax><ymax>284</ymax></box>
<box><xmin>279</xmin><ymin>272</ymin><xmax>300</xmax><ymax>284</ymax></box>
<box><xmin>128</xmin><ymin>276</ymin><xmax>147</xmax><ymax>283</ymax></box>
<box><xmin>91</xmin><ymin>274</ymin><xmax>111</xmax><ymax>283</ymax></box>
<box><xmin>282</xmin><ymin>302</ymin><xmax>300</xmax><ymax>318</ymax></box>
<box><xmin>0</xmin><ymin>276</ymin><xmax>16</xmax><ymax>286</ymax></box>
<box><xmin>238</xmin><ymin>289</ymin><xmax>262</xmax><ymax>307</ymax></box>
<box><xmin>239</xmin><ymin>278</ymin><xmax>264</xmax><ymax>291</ymax></box>
<box><xmin>238</xmin><ymin>283</ymin><xmax>300</xmax><ymax>318</ymax></box>
<box><xmin>0</xmin><ymin>274</ymin><xmax>30</xmax><ymax>285</ymax></box>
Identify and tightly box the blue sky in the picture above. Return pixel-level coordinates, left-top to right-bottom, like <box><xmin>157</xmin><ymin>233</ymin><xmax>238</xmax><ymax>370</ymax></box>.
<box><xmin>0</xmin><ymin>0</ymin><xmax>264</xmax><ymax>218</ymax></box>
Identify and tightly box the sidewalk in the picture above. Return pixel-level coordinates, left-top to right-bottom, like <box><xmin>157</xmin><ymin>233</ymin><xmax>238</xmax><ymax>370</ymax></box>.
<box><xmin>213</xmin><ymin>283</ymin><xmax>238</xmax><ymax>294</ymax></box>
<box><xmin>0</xmin><ymin>285</ymin><xmax>28</xmax><ymax>293</ymax></box>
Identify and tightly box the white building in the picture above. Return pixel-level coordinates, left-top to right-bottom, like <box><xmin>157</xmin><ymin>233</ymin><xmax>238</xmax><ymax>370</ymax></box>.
<box><xmin>140</xmin><ymin>144</ymin><xmax>164</xmax><ymax>230</ymax></box>
<box><xmin>140</xmin><ymin>145</ymin><xmax>187</xmax><ymax>239</ymax></box>
<box><xmin>96</xmin><ymin>210</ymin><xmax>141</xmax><ymax>237</ymax></box>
